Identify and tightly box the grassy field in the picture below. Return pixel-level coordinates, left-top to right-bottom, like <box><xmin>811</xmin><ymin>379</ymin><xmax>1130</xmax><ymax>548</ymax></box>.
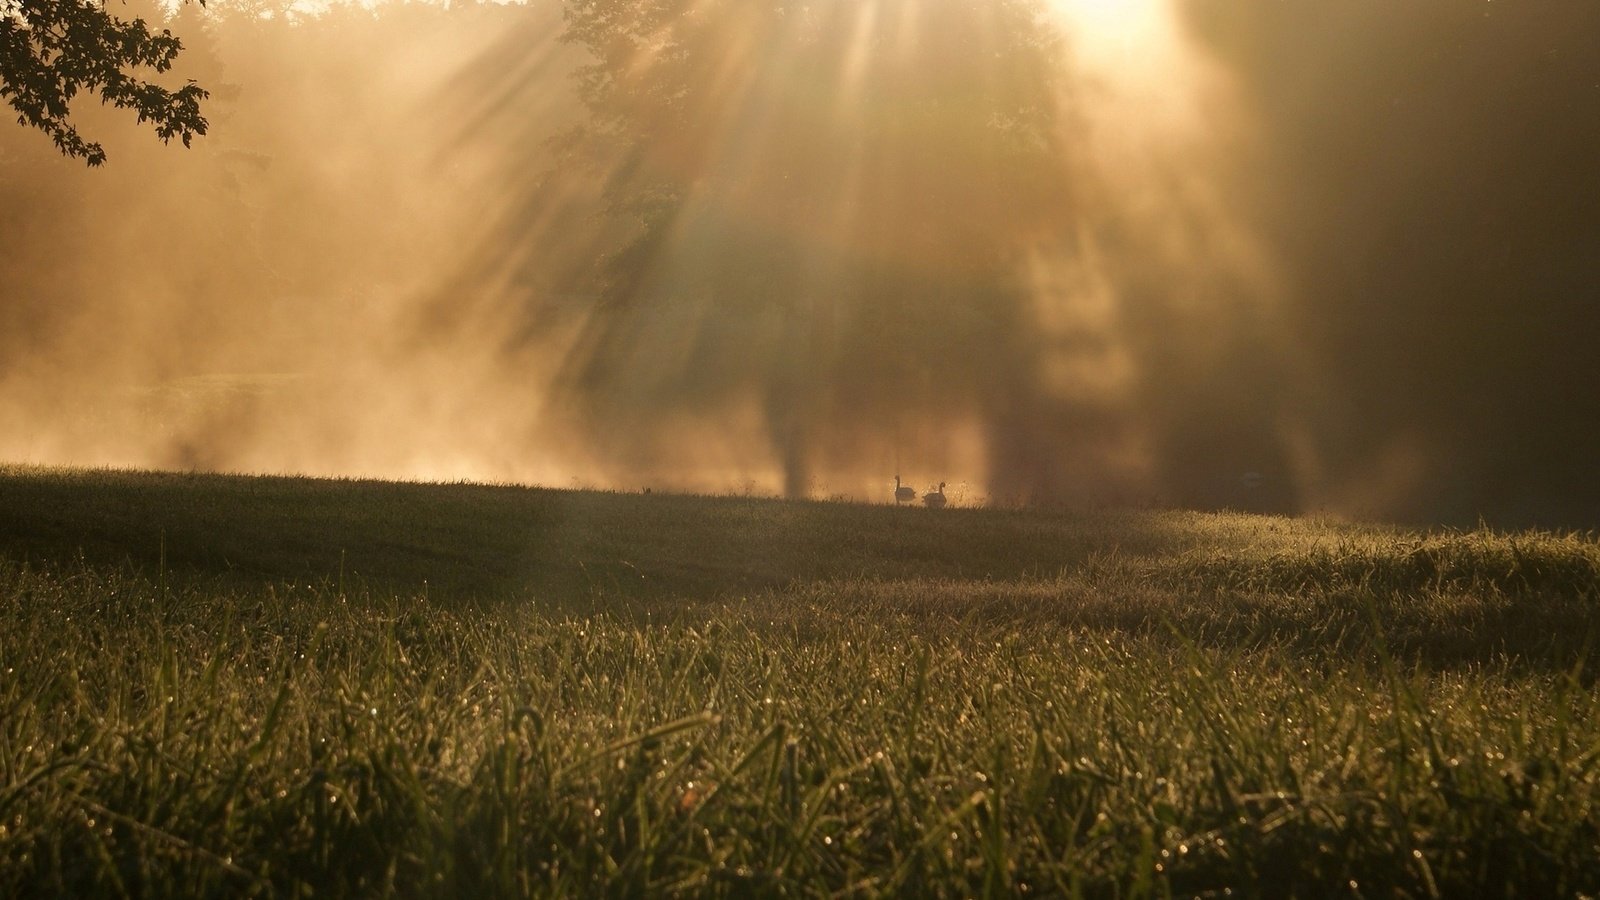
<box><xmin>2</xmin><ymin>466</ymin><xmax>1599</xmax><ymax>896</ymax></box>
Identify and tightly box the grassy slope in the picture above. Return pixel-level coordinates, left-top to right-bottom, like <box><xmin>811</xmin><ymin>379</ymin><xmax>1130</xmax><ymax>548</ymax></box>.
<box><xmin>0</xmin><ymin>466</ymin><xmax>1273</xmax><ymax>599</ymax></box>
<box><xmin>2</xmin><ymin>466</ymin><xmax>1599</xmax><ymax>896</ymax></box>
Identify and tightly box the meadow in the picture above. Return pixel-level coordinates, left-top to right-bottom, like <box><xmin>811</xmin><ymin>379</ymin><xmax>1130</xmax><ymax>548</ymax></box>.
<box><xmin>2</xmin><ymin>466</ymin><xmax>1598</xmax><ymax>896</ymax></box>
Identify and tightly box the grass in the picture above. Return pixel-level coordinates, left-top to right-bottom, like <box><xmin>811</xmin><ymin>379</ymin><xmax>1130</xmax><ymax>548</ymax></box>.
<box><xmin>1</xmin><ymin>465</ymin><xmax>1598</xmax><ymax>896</ymax></box>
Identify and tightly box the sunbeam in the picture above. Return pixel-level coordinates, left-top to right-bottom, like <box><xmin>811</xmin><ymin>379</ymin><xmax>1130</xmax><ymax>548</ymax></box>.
<box><xmin>1</xmin><ymin>0</ymin><xmax>1597</xmax><ymax>524</ymax></box>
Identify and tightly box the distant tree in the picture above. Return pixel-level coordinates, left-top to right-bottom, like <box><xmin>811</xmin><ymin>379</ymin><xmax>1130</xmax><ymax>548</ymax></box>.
<box><xmin>560</xmin><ymin>0</ymin><xmax>1067</xmax><ymax>305</ymax></box>
<box><xmin>0</xmin><ymin>0</ymin><xmax>207</xmax><ymax>165</ymax></box>
<box><xmin>552</xmin><ymin>0</ymin><xmax>1078</xmax><ymax>497</ymax></box>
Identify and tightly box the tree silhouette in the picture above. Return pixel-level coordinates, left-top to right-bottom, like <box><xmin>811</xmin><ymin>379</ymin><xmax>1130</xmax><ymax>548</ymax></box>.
<box><xmin>0</xmin><ymin>0</ymin><xmax>207</xmax><ymax>165</ymax></box>
<box><xmin>543</xmin><ymin>0</ymin><xmax>1082</xmax><ymax>498</ymax></box>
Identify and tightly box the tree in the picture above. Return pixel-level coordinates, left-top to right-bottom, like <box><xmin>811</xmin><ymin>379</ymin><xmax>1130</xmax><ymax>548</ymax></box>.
<box><xmin>546</xmin><ymin>0</ymin><xmax>1081</xmax><ymax>498</ymax></box>
<box><xmin>0</xmin><ymin>0</ymin><xmax>207</xmax><ymax>165</ymax></box>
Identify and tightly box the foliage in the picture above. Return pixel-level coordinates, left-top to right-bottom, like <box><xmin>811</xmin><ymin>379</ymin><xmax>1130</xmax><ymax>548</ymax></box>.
<box><xmin>560</xmin><ymin>0</ymin><xmax>1068</xmax><ymax>275</ymax></box>
<box><xmin>0</xmin><ymin>0</ymin><xmax>207</xmax><ymax>164</ymax></box>
<box><xmin>539</xmin><ymin>0</ymin><xmax>1081</xmax><ymax>498</ymax></box>
<box><xmin>2</xmin><ymin>467</ymin><xmax>1599</xmax><ymax>894</ymax></box>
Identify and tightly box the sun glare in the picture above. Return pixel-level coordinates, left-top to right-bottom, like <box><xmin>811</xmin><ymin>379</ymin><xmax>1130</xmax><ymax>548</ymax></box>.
<box><xmin>1045</xmin><ymin>0</ymin><xmax>1193</xmax><ymax>102</ymax></box>
<box><xmin>1049</xmin><ymin>0</ymin><xmax>1170</xmax><ymax>45</ymax></box>
<box><xmin>1046</xmin><ymin>0</ymin><xmax>1209</xmax><ymax>142</ymax></box>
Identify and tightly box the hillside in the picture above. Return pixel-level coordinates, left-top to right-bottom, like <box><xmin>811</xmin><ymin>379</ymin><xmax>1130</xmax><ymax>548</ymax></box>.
<box><xmin>3</xmin><ymin>467</ymin><xmax>1599</xmax><ymax>896</ymax></box>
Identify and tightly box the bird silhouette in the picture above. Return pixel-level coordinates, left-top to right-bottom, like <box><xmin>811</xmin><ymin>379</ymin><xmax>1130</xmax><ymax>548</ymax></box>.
<box><xmin>895</xmin><ymin>475</ymin><xmax>916</xmax><ymax>504</ymax></box>
<box><xmin>923</xmin><ymin>482</ymin><xmax>947</xmax><ymax>509</ymax></box>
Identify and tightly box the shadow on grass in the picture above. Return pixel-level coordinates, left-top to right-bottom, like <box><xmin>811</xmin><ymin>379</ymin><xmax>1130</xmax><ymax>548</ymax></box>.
<box><xmin>2</xmin><ymin>466</ymin><xmax>1596</xmax><ymax>671</ymax></box>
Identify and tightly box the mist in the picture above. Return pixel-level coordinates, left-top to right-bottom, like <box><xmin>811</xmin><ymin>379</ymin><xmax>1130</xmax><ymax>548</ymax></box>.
<box><xmin>1179</xmin><ymin>0</ymin><xmax>1600</xmax><ymax>526</ymax></box>
<box><xmin>3</xmin><ymin>0</ymin><xmax>1597</xmax><ymax>527</ymax></box>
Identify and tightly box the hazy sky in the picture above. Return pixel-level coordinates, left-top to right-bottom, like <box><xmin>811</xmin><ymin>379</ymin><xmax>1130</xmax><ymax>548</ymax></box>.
<box><xmin>2</xmin><ymin>0</ymin><xmax>1596</xmax><ymax>527</ymax></box>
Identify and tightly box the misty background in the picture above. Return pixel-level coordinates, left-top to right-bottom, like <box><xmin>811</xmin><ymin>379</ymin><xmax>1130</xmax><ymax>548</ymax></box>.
<box><xmin>2</xmin><ymin>0</ymin><xmax>1596</xmax><ymax>527</ymax></box>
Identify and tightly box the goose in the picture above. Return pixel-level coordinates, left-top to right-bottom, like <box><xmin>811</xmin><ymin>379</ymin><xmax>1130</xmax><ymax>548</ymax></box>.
<box><xmin>923</xmin><ymin>482</ymin><xmax>947</xmax><ymax>509</ymax></box>
<box><xmin>895</xmin><ymin>475</ymin><xmax>916</xmax><ymax>505</ymax></box>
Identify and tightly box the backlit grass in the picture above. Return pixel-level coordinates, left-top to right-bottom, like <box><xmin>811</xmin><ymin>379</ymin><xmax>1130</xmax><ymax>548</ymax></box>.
<box><xmin>1</xmin><ymin>467</ymin><xmax>1598</xmax><ymax>896</ymax></box>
